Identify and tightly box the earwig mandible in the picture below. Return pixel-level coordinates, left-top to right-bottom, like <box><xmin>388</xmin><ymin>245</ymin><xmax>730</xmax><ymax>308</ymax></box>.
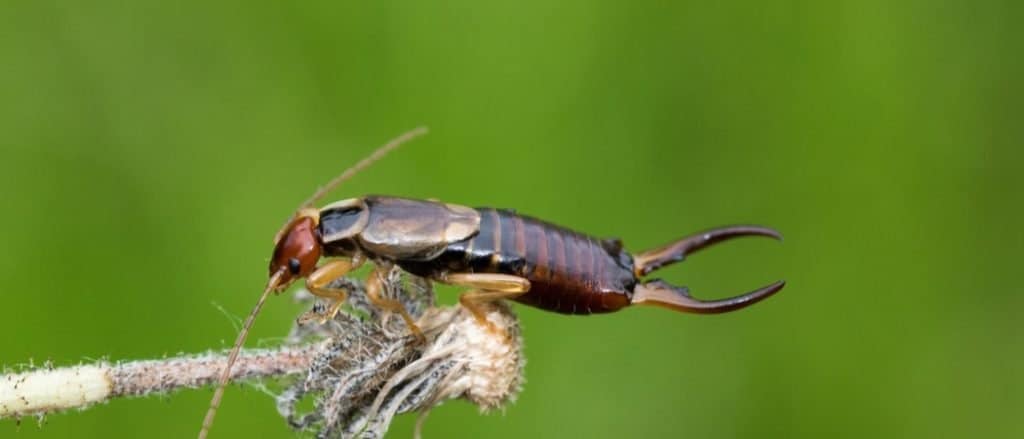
<box><xmin>199</xmin><ymin>127</ymin><xmax>785</xmax><ymax>437</ymax></box>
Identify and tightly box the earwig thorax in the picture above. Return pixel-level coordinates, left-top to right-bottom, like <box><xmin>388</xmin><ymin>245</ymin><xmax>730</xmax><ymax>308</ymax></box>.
<box><xmin>318</xmin><ymin>198</ymin><xmax>370</xmax><ymax>245</ymax></box>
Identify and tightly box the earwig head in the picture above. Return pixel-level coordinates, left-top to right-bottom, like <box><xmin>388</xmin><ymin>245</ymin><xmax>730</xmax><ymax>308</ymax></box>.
<box><xmin>270</xmin><ymin>208</ymin><xmax>322</xmax><ymax>290</ymax></box>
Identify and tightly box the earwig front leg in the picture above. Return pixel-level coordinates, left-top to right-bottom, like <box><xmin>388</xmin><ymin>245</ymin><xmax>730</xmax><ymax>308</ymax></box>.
<box><xmin>439</xmin><ymin>273</ymin><xmax>531</xmax><ymax>334</ymax></box>
<box><xmin>305</xmin><ymin>255</ymin><xmax>365</xmax><ymax>323</ymax></box>
<box><xmin>366</xmin><ymin>266</ymin><xmax>426</xmax><ymax>342</ymax></box>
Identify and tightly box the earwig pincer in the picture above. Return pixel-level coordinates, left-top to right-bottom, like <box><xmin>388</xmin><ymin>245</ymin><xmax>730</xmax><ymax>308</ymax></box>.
<box><xmin>199</xmin><ymin>127</ymin><xmax>785</xmax><ymax>437</ymax></box>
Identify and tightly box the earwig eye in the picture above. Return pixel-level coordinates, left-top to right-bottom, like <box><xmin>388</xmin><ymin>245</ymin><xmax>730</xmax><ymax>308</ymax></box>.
<box><xmin>287</xmin><ymin>258</ymin><xmax>302</xmax><ymax>275</ymax></box>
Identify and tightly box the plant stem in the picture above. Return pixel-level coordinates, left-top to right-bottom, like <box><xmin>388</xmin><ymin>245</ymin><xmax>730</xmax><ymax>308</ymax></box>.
<box><xmin>0</xmin><ymin>345</ymin><xmax>318</xmax><ymax>419</ymax></box>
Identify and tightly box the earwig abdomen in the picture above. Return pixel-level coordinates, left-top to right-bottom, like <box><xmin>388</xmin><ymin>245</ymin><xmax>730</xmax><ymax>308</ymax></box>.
<box><xmin>400</xmin><ymin>208</ymin><xmax>637</xmax><ymax>314</ymax></box>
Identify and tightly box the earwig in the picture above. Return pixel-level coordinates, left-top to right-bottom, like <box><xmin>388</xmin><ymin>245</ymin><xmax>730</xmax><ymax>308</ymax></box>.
<box><xmin>199</xmin><ymin>127</ymin><xmax>785</xmax><ymax>437</ymax></box>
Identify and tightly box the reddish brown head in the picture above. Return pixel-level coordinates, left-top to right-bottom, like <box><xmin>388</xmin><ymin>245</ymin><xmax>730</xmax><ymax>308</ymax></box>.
<box><xmin>270</xmin><ymin>211</ymin><xmax>322</xmax><ymax>290</ymax></box>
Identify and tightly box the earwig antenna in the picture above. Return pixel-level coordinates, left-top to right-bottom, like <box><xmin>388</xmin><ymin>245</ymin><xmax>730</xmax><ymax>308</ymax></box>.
<box><xmin>274</xmin><ymin>126</ymin><xmax>429</xmax><ymax>244</ymax></box>
<box><xmin>300</xmin><ymin>126</ymin><xmax>429</xmax><ymax>210</ymax></box>
<box><xmin>199</xmin><ymin>268</ymin><xmax>286</xmax><ymax>439</ymax></box>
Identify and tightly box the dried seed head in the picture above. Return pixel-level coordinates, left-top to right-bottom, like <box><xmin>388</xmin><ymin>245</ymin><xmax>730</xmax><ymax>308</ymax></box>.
<box><xmin>429</xmin><ymin>303</ymin><xmax>524</xmax><ymax>412</ymax></box>
<box><xmin>279</xmin><ymin>270</ymin><xmax>525</xmax><ymax>438</ymax></box>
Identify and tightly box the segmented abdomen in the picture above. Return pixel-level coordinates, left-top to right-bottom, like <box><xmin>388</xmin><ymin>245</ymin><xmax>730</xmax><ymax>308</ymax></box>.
<box><xmin>400</xmin><ymin>208</ymin><xmax>636</xmax><ymax>314</ymax></box>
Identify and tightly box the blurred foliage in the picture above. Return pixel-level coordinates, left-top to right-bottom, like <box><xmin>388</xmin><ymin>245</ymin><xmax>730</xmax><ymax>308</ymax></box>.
<box><xmin>1</xmin><ymin>1</ymin><xmax>1021</xmax><ymax>438</ymax></box>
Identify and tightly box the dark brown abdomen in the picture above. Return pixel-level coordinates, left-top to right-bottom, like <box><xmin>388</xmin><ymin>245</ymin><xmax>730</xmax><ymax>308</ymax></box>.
<box><xmin>399</xmin><ymin>208</ymin><xmax>637</xmax><ymax>314</ymax></box>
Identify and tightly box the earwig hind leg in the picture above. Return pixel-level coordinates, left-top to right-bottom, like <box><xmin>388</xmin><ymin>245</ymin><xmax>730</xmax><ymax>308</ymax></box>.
<box><xmin>305</xmin><ymin>257</ymin><xmax>364</xmax><ymax>323</ymax></box>
<box><xmin>440</xmin><ymin>273</ymin><xmax>530</xmax><ymax>335</ymax></box>
<box><xmin>439</xmin><ymin>273</ymin><xmax>531</xmax><ymax>293</ymax></box>
<box><xmin>633</xmin><ymin>225</ymin><xmax>782</xmax><ymax>277</ymax></box>
<box><xmin>366</xmin><ymin>266</ymin><xmax>426</xmax><ymax>342</ymax></box>
<box><xmin>458</xmin><ymin>289</ymin><xmax>527</xmax><ymax>335</ymax></box>
<box><xmin>632</xmin><ymin>279</ymin><xmax>785</xmax><ymax>314</ymax></box>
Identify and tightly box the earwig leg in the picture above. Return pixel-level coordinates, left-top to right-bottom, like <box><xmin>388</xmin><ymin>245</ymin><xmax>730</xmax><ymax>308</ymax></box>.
<box><xmin>438</xmin><ymin>273</ymin><xmax>531</xmax><ymax>293</ymax></box>
<box><xmin>305</xmin><ymin>257</ymin><xmax>364</xmax><ymax>322</ymax></box>
<box><xmin>458</xmin><ymin>289</ymin><xmax>526</xmax><ymax>335</ymax></box>
<box><xmin>633</xmin><ymin>225</ymin><xmax>782</xmax><ymax>277</ymax></box>
<box><xmin>439</xmin><ymin>273</ymin><xmax>530</xmax><ymax>334</ymax></box>
<box><xmin>632</xmin><ymin>279</ymin><xmax>785</xmax><ymax>314</ymax></box>
<box><xmin>366</xmin><ymin>266</ymin><xmax>426</xmax><ymax>342</ymax></box>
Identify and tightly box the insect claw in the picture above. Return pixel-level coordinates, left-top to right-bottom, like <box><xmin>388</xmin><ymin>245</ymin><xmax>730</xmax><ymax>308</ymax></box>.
<box><xmin>295</xmin><ymin>310</ymin><xmax>320</xmax><ymax>326</ymax></box>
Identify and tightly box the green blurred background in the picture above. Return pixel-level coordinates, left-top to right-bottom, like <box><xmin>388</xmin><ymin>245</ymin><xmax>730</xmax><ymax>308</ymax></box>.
<box><xmin>2</xmin><ymin>1</ymin><xmax>1021</xmax><ymax>438</ymax></box>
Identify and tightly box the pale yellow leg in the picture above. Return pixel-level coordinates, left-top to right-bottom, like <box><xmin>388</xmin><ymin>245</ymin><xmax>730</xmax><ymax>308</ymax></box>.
<box><xmin>439</xmin><ymin>273</ymin><xmax>531</xmax><ymax>292</ymax></box>
<box><xmin>439</xmin><ymin>273</ymin><xmax>531</xmax><ymax>334</ymax></box>
<box><xmin>305</xmin><ymin>257</ymin><xmax>364</xmax><ymax>322</ymax></box>
<box><xmin>366</xmin><ymin>267</ymin><xmax>426</xmax><ymax>341</ymax></box>
<box><xmin>457</xmin><ymin>289</ymin><xmax>527</xmax><ymax>334</ymax></box>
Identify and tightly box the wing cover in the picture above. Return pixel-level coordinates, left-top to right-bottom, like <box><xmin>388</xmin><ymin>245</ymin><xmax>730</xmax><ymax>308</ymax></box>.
<box><xmin>358</xmin><ymin>196</ymin><xmax>481</xmax><ymax>260</ymax></box>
